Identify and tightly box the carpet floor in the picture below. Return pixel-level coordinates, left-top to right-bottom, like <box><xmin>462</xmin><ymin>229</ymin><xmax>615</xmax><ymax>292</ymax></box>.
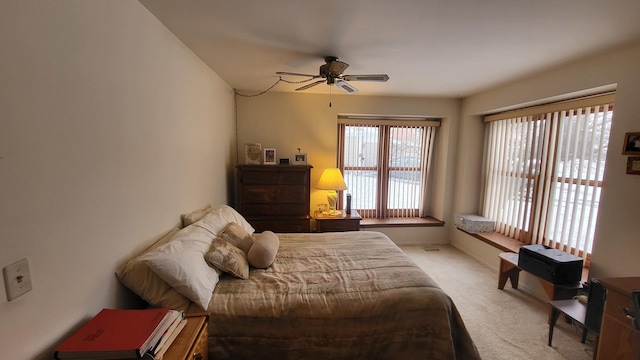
<box><xmin>401</xmin><ymin>244</ymin><xmax>595</xmax><ymax>360</ymax></box>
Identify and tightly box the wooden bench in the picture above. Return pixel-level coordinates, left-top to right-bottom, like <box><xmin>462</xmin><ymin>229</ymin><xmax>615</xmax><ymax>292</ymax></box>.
<box><xmin>498</xmin><ymin>252</ymin><xmax>582</xmax><ymax>300</ymax></box>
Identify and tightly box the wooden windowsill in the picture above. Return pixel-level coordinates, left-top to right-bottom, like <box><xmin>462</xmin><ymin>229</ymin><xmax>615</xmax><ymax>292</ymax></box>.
<box><xmin>457</xmin><ymin>228</ymin><xmax>523</xmax><ymax>253</ymax></box>
<box><xmin>460</xmin><ymin>228</ymin><xmax>590</xmax><ymax>279</ymax></box>
<box><xmin>361</xmin><ymin>217</ymin><xmax>444</xmax><ymax>228</ymax></box>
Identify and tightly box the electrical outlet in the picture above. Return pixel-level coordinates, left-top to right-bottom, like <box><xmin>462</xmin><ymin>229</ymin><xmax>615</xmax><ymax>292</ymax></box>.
<box><xmin>3</xmin><ymin>258</ymin><xmax>33</xmax><ymax>301</ymax></box>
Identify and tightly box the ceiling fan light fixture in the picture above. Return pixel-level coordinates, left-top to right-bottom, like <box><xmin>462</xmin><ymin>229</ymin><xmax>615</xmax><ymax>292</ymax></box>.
<box><xmin>335</xmin><ymin>80</ymin><xmax>358</xmax><ymax>94</ymax></box>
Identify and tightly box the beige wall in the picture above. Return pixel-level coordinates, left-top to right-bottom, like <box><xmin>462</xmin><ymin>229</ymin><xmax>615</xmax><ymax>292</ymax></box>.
<box><xmin>452</xmin><ymin>41</ymin><xmax>640</xmax><ymax>296</ymax></box>
<box><xmin>236</xmin><ymin>92</ymin><xmax>461</xmax><ymax>244</ymax></box>
<box><xmin>0</xmin><ymin>2</ymin><xmax>235</xmax><ymax>359</ymax></box>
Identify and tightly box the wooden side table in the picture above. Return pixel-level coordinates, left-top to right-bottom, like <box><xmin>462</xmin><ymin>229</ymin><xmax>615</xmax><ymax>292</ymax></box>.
<box><xmin>164</xmin><ymin>313</ymin><xmax>209</xmax><ymax>360</ymax></box>
<box><xmin>314</xmin><ymin>210</ymin><xmax>362</xmax><ymax>232</ymax></box>
<box><xmin>548</xmin><ymin>299</ymin><xmax>596</xmax><ymax>347</ymax></box>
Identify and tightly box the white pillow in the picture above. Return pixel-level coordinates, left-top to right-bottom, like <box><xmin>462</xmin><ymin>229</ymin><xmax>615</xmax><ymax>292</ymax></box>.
<box><xmin>142</xmin><ymin>223</ymin><xmax>220</xmax><ymax>310</ymax></box>
<box><xmin>115</xmin><ymin>228</ymin><xmax>191</xmax><ymax>310</ymax></box>
<box><xmin>194</xmin><ymin>205</ymin><xmax>255</xmax><ymax>236</ymax></box>
<box><xmin>181</xmin><ymin>205</ymin><xmax>213</xmax><ymax>227</ymax></box>
<box><xmin>144</xmin><ymin>237</ymin><xmax>220</xmax><ymax>310</ymax></box>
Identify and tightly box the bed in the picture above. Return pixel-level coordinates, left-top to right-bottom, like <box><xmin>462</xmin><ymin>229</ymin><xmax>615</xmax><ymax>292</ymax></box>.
<box><xmin>116</xmin><ymin>205</ymin><xmax>480</xmax><ymax>360</ymax></box>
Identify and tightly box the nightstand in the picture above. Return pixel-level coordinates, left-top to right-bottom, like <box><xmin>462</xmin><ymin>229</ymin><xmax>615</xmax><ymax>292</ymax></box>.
<box><xmin>314</xmin><ymin>210</ymin><xmax>362</xmax><ymax>232</ymax></box>
<box><xmin>164</xmin><ymin>313</ymin><xmax>209</xmax><ymax>360</ymax></box>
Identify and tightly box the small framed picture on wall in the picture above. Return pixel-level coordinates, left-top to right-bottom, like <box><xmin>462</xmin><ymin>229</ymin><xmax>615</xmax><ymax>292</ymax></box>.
<box><xmin>622</xmin><ymin>132</ymin><xmax>640</xmax><ymax>155</ymax></box>
<box><xmin>626</xmin><ymin>156</ymin><xmax>640</xmax><ymax>175</ymax></box>
<box><xmin>263</xmin><ymin>148</ymin><xmax>276</xmax><ymax>165</ymax></box>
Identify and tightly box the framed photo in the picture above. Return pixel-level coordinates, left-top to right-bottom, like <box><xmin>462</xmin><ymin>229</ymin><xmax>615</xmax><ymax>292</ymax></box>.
<box><xmin>263</xmin><ymin>148</ymin><xmax>276</xmax><ymax>165</ymax></box>
<box><xmin>244</xmin><ymin>143</ymin><xmax>261</xmax><ymax>164</ymax></box>
<box><xmin>294</xmin><ymin>153</ymin><xmax>307</xmax><ymax>165</ymax></box>
<box><xmin>622</xmin><ymin>132</ymin><xmax>640</xmax><ymax>155</ymax></box>
<box><xmin>627</xmin><ymin>156</ymin><xmax>640</xmax><ymax>175</ymax></box>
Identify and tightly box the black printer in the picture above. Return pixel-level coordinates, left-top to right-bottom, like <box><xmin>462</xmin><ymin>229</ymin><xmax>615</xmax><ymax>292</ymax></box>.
<box><xmin>518</xmin><ymin>244</ymin><xmax>583</xmax><ymax>285</ymax></box>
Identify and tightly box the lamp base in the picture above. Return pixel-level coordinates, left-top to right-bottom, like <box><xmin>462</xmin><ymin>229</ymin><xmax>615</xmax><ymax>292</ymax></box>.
<box><xmin>326</xmin><ymin>190</ymin><xmax>340</xmax><ymax>216</ymax></box>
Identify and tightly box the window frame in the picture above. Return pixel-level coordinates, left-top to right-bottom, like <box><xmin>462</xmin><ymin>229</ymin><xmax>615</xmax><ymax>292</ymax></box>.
<box><xmin>337</xmin><ymin>115</ymin><xmax>440</xmax><ymax>219</ymax></box>
<box><xmin>481</xmin><ymin>93</ymin><xmax>615</xmax><ymax>260</ymax></box>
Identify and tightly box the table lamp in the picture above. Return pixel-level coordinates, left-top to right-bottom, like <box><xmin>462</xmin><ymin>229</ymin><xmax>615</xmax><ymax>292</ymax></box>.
<box><xmin>316</xmin><ymin>168</ymin><xmax>347</xmax><ymax>215</ymax></box>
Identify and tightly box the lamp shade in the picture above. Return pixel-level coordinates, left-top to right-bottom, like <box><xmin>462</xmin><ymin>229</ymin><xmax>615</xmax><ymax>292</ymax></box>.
<box><xmin>316</xmin><ymin>168</ymin><xmax>347</xmax><ymax>191</ymax></box>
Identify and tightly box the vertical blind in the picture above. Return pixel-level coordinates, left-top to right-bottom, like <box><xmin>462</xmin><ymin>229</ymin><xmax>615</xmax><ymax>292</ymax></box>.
<box><xmin>482</xmin><ymin>94</ymin><xmax>614</xmax><ymax>259</ymax></box>
<box><xmin>337</xmin><ymin>116</ymin><xmax>439</xmax><ymax>218</ymax></box>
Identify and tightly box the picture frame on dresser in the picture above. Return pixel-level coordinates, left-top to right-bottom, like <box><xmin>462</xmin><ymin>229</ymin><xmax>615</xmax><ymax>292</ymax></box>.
<box><xmin>263</xmin><ymin>148</ymin><xmax>276</xmax><ymax>165</ymax></box>
<box><xmin>244</xmin><ymin>143</ymin><xmax>261</xmax><ymax>164</ymax></box>
<box><xmin>294</xmin><ymin>153</ymin><xmax>307</xmax><ymax>165</ymax></box>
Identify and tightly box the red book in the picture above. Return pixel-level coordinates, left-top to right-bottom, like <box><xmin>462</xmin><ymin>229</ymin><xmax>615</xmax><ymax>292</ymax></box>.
<box><xmin>53</xmin><ymin>308</ymin><xmax>171</xmax><ymax>359</ymax></box>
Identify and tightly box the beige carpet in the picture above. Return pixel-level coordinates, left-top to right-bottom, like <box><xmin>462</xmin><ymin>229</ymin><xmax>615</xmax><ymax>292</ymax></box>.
<box><xmin>401</xmin><ymin>245</ymin><xmax>595</xmax><ymax>360</ymax></box>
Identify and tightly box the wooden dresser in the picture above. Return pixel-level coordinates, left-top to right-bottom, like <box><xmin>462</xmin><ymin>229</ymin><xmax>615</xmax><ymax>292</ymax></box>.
<box><xmin>236</xmin><ymin>165</ymin><xmax>312</xmax><ymax>233</ymax></box>
<box><xmin>595</xmin><ymin>277</ymin><xmax>640</xmax><ymax>360</ymax></box>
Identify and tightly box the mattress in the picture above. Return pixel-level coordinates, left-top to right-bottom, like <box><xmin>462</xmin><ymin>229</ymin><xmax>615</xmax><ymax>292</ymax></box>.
<box><xmin>202</xmin><ymin>231</ymin><xmax>479</xmax><ymax>360</ymax></box>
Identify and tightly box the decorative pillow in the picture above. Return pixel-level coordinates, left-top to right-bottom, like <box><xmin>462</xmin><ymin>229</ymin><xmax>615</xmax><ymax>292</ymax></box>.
<box><xmin>218</xmin><ymin>222</ymin><xmax>254</xmax><ymax>254</ymax></box>
<box><xmin>144</xmin><ymin>236</ymin><xmax>220</xmax><ymax>310</ymax></box>
<box><xmin>181</xmin><ymin>205</ymin><xmax>213</xmax><ymax>227</ymax></box>
<box><xmin>205</xmin><ymin>236</ymin><xmax>250</xmax><ymax>279</ymax></box>
<box><xmin>195</xmin><ymin>205</ymin><xmax>255</xmax><ymax>236</ymax></box>
<box><xmin>248</xmin><ymin>231</ymin><xmax>280</xmax><ymax>268</ymax></box>
<box><xmin>115</xmin><ymin>228</ymin><xmax>191</xmax><ymax>311</ymax></box>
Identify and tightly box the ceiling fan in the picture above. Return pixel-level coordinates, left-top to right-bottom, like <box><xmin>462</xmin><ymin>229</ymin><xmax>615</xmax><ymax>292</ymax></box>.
<box><xmin>276</xmin><ymin>56</ymin><xmax>389</xmax><ymax>94</ymax></box>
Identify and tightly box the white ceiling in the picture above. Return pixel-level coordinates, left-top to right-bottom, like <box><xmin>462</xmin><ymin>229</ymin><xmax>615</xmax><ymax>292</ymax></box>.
<box><xmin>139</xmin><ymin>0</ymin><xmax>640</xmax><ymax>98</ymax></box>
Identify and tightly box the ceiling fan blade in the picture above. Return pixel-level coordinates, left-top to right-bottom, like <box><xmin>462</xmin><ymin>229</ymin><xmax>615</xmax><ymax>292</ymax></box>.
<box><xmin>295</xmin><ymin>80</ymin><xmax>325</xmax><ymax>91</ymax></box>
<box><xmin>342</xmin><ymin>74</ymin><xmax>389</xmax><ymax>82</ymax></box>
<box><xmin>335</xmin><ymin>80</ymin><xmax>358</xmax><ymax>94</ymax></box>
<box><xmin>276</xmin><ymin>71</ymin><xmax>320</xmax><ymax>78</ymax></box>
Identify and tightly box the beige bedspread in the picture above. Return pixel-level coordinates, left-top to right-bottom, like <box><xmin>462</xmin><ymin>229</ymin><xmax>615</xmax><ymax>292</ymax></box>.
<box><xmin>205</xmin><ymin>231</ymin><xmax>480</xmax><ymax>359</ymax></box>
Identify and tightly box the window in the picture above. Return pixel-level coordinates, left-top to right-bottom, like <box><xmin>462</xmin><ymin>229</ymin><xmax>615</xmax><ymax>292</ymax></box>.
<box><xmin>482</xmin><ymin>93</ymin><xmax>614</xmax><ymax>260</ymax></box>
<box><xmin>337</xmin><ymin>115</ymin><xmax>440</xmax><ymax>218</ymax></box>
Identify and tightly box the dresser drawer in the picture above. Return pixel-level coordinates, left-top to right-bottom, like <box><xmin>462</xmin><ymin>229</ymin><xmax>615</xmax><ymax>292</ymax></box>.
<box><xmin>316</xmin><ymin>219</ymin><xmax>360</xmax><ymax>232</ymax></box>
<box><xmin>249</xmin><ymin>218</ymin><xmax>310</xmax><ymax>233</ymax></box>
<box><xmin>241</xmin><ymin>168</ymin><xmax>309</xmax><ymax>185</ymax></box>
<box><xmin>603</xmin><ymin>289</ymin><xmax>634</xmax><ymax>325</ymax></box>
<box><xmin>241</xmin><ymin>185</ymin><xmax>307</xmax><ymax>204</ymax></box>
<box><xmin>242</xmin><ymin>203</ymin><xmax>309</xmax><ymax>217</ymax></box>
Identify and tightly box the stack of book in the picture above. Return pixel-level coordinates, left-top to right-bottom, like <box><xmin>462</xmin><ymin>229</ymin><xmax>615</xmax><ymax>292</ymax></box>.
<box><xmin>53</xmin><ymin>308</ymin><xmax>186</xmax><ymax>359</ymax></box>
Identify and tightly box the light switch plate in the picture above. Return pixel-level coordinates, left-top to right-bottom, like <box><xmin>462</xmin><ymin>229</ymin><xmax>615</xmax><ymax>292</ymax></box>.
<box><xmin>3</xmin><ymin>258</ymin><xmax>33</xmax><ymax>301</ymax></box>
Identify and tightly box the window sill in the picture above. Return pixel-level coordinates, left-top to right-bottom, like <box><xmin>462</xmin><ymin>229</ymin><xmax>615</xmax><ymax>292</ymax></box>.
<box><xmin>361</xmin><ymin>217</ymin><xmax>444</xmax><ymax>228</ymax></box>
<box><xmin>457</xmin><ymin>228</ymin><xmax>522</xmax><ymax>253</ymax></box>
<box><xmin>458</xmin><ymin>228</ymin><xmax>590</xmax><ymax>280</ymax></box>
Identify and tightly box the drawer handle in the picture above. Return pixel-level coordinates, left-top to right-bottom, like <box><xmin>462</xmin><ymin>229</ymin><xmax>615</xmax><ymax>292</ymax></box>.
<box><xmin>623</xmin><ymin>307</ymin><xmax>636</xmax><ymax>321</ymax></box>
<box><xmin>192</xmin><ymin>353</ymin><xmax>203</xmax><ymax>360</ymax></box>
